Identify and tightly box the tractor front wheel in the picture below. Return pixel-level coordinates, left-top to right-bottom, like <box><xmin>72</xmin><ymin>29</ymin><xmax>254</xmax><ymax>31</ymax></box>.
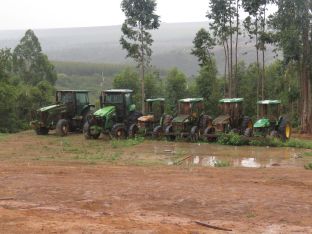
<box><xmin>244</xmin><ymin>128</ymin><xmax>253</xmax><ymax>137</ymax></box>
<box><xmin>165</xmin><ymin>125</ymin><xmax>176</xmax><ymax>141</ymax></box>
<box><xmin>83</xmin><ymin>122</ymin><xmax>100</xmax><ymax>140</ymax></box>
<box><xmin>190</xmin><ymin>126</ymin><xmax>199</xmax><ymax>142</ymax></box>
<box><xmin>152</xmin><ymin>126</ymin><xmax>163</xmax><ymax>140</ymax></box>
<box><xmin>112</xmin><ymin>124</ymin><xmax>126</xmax><ymax>140</ymax></box>
<box><xmin>56</xmin><ymin>119</ymin><xmax>69</xmax><ymax>137</ymax></box>
<box><xmin>128</xmin><ymin>124</ymin><xmax>139</xmax><ymax>138</ymax></box>
<box><xmin>35</xmin><ymin>127</ymin><xmax>49</xmax><ymax>135</ymax></box>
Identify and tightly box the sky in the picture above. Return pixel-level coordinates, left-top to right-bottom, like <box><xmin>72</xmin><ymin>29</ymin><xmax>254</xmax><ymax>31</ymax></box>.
<box><xmin>0</xmin><ymin>0</ymin><xmax>210</xmax><ymax>30</ymax></box>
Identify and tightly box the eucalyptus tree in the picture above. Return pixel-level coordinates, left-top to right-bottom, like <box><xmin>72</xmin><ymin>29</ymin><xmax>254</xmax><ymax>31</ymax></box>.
<box><xmin>120</xmin><ymin>0</ymin><xmax>160</xmax><ymax>113</ymax></box>
<box><xmin>270</xmin><ymin>0</ymin><xmax>312</xmax><ymax>133</ymax></box>
<box><xmin>207</xmin><ymin>0</ymin><xmax>239</xmax><ymax>98</ymax></box>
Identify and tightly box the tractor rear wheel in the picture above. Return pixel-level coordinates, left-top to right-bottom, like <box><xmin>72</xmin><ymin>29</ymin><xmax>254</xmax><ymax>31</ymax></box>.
<box><xmin>190</xmin><ymin>126</ymin><xmax>199</xmax><ymax>142</ymax></box>
<box><xmin>83</xmin><ymin>122</ymin><xmax>100</xmax><ymax>140</ymax></box>
<box><xmin>35</xmin><ymin>127</ymin><xmax>49</xmax><ymax>135</ymax></box>
<box><xmin>165</xmin><ymin>125</ymin><xmax>176</xmax><ymax>141</ymax></box>
<box><xmin>56</xmin><ymin>119</ymin><xmax>69</xmax><ymax>137</ymax></box>
<box><xmin>241</xmin><ymin>117</ymin><xmax>253</xmax><ymax>134</ymax></box>
<box><xmin>244</xmin><ymin>128</ymin><xmax>253</xmax><ymax>137</ymax></box>
<box><xmin>152</xmin><ymin>126</ymin><xmax>163</xmax><ymax>140</ymax></box>
<box><xmin>128</xmin><ymin>124</ymin><xmax>139</xmax><ymax>138</ymax></box>
<box><xmin>278</xmin><ymin>118</ymin><xmax>292</xmax><ymax>142</ymax></box>
<box><xmin>204</xmin><ymin>127</ymin><xmax>216</xmax><ymax>142</ymax></box>
<box><xmin>112</xmin><ymin>124</ymin><xmax>126</xmax><ymax>140</ymax></box>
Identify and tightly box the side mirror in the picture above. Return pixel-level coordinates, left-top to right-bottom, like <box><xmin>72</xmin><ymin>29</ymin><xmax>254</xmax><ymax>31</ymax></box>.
<box><xmin>129</xmin><ymin>104</ymin><xmax>136</xmax><ymax>112</ymax></box>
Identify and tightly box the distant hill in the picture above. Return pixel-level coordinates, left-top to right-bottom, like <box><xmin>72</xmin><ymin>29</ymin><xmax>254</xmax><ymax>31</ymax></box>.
<box><xmin>0</xmin><ymin>22</ymin><xmax>277</xmax><ymax>76</ymax></box>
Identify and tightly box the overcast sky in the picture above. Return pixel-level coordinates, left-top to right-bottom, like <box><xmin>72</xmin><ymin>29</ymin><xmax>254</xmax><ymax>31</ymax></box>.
<box><xmin>0</xmin><ymin>0</ymin><xmax>211</xmax><ymax>30</ymax></box>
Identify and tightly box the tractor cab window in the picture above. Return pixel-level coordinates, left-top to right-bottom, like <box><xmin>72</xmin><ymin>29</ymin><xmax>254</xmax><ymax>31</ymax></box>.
<box><xmin>125</xmin><ymin>93</ymin><xmax>132</xmax><ymax>107</ymax></box>
<box><xmin>105</xmin><ymin>93</ymin><xmax>123</xmax><ymax>104</ymax></box>
<box><xmin>180</xmin><ymin>103</ymin><xmax>191</xmax><ymax>115</ymax></box>
<box><xmin>58</xmin><ymin>92</ymin><xmax>74</xmax><ymax>104</ymax></box>
<box><xmin>76</xmin><ymin>93</ymin><xmax>89</xmax><ymax>114</ymax></box>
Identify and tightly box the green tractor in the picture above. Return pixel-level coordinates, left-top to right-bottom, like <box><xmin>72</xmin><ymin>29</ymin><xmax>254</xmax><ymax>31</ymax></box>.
<box><xmin>30</xmin><ymin>90</ymin><xmax>94</xmax><ymax>136</ymax></box>
<box><xmin>83</xmin><ymin>89</ymin><xmax>142</xmax><ymax>140</ymax></box>
<box><xmin>253</xmin><ymin>100</ymin><xmax>291</xmax><ymax>141</ymax></box>
<box><xmin>164</xmin><ymin>98</ymin><xmax>212</xmax><ymax>142</ymax></box>
<box><xmin>206</xmin><ymin>98</ymin><xmax>253</xmax><ymax>139</ymax></box>
<box><xmin>137</xmin><ymin>98</ymin><xmax>173</xmax><ymax>138</ymax></box>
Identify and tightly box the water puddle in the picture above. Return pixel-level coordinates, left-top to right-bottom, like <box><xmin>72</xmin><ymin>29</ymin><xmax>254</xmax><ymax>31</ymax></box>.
<box><xmin>143</xmin><ymin>141</ymin><xmax>310</xmax><ymax>168</ymax></box>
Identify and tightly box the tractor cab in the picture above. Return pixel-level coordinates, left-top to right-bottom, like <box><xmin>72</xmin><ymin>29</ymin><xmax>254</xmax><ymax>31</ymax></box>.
<box><xmin>254</xmin><ymin>100</ymin><xmax>281</xmax><ymax>129</ymax></box>
<box><xmin>56</xmin><ymin>90</ymin><xmax>90</xmax><ymax>117</ymax></box>
<box><xmin>99</xmin><ymin>89</ymin><xmax>136</xmax><ymax>122</ymax></box>
<box><xmin>138</xmin><ymin>98</ymin><xmax>165</xmax><ymax>126</ymax></box>
<box><xmin>165</xmin><ymin>98</ymin><xmax>212</xmax><ymax>142</ymax></box>
<box><xmin>211</xmin><ymin>98</ymin><xmax>252</xmax><ymax>134</ymax></box>
<box><xmin>177</xmin><ymin>98</ymin><xmax>204</xmax><ymax>119</ymax></box>
<box><xmin>253</xmin><ymin>100</ymin><xmax>291</xmax><ymax>141</ymax></box>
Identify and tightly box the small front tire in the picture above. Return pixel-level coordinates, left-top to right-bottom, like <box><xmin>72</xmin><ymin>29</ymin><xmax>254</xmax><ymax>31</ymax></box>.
<box><xmin>56</xmin><ymin>119</ymin><xmax>69</xmax><ymax>137</ymax></box>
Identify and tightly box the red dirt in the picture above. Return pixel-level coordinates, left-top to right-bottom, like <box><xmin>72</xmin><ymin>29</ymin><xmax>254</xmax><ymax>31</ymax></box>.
<box><xmin>0</xmin><ymin>132</ymin><xmax>312</xmax><ymax>233</ymax></box>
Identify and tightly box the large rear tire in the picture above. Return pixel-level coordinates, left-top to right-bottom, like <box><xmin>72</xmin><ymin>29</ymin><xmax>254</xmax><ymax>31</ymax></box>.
<box><xmin>278</xmin><ymin>118</ymin><xmax>292</xmax><ymax>142</ymax></box>
<box><xmin>56</xmin><ymin>119</ymin><xmax>69</xmax><ymax>137</ymax></box>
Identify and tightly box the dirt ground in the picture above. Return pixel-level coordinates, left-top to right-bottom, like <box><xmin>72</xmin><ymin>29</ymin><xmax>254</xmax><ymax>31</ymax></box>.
<box><xmin>0</xmin><ymin>131</ymin><xmax>312</xmax><ymax>233</ymax></box>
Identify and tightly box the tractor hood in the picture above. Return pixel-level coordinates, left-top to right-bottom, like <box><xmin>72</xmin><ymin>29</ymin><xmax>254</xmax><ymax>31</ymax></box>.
<box><xmin>94</xmin><ymin>106</ymin><xmax>115</xmax><ymax>118</ymax></box>
<box><xmin>213</xmin><ymin>114</ymin><xmax>230</xmax><ymax>125</ymax></box>
<box><xmin>172</xmin><ymin>115</ymin><xmax>190</xmax><ymax>124</ymax></box>
<box><xmin>254</xmin><ymin>118</ymin><xmax>270</xmax><ymax>128</ymax></box>
<box><xmin>38</xmin><ymin>104</ymin><xmax>62</xmax><ymax>113</ymax></box>
<box><xmin>138</xmin><ymin>115</ymin><xmax>154</xmax><ymax>123</ymax></box>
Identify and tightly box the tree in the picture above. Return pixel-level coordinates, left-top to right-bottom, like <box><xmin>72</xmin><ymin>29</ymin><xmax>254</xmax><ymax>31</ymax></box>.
<box><xmin>165</xmin><ymin>68</ymin><xmax>187</xmax><ymax>113</ymax></box>
<box><xmin>191</xmin><ymin>28</ymin><xmax>216</xmax><ymax>67</ymax></box>
<box><xmin>195</xmin><ymin>59</ymin><xmax>220</xmax><ymax>115</ymax></box>
<box><xmin>113</xmin><ymin>68</ymin><xmax>141</xmax><ymax>107</ymax></box>
<box><xmin>270</xmin><ymin>0</ymin><xmax>312</xmax><ymax>132</ymax></box>
<box><xmin>0</xmin><ymin>48</ymin><xmax>13</xmax><ymax>82</ymax></box>
<box><xmin>120</xmin><ymin>0</ymin><xmax>160</xmax><ymax>113</ymax></box>
<box><xmin>13</xmin><ymin>30</ymin><xmax>57</xmax><ymax>85</ymax></box>
<box><xmin>207</xmin><ymin>0</ymin><xmax>239</xmax><ymax>98</ymax></box>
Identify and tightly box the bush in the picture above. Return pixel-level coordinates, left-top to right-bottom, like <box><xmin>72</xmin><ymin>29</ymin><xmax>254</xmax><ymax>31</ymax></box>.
<box><xmin>214</xmin><ymin>160</ymin><xmax>230</xmax><ymax>167</ymax></box>
<box><xmin>217</xmin><ymin>132</ymin><xmax>249</xmax><ymax>146</ymax></box>
<box><xmin>249</xmin><ymin>138</ymin><xmax>283</xmax><ymax>147</ymax></box>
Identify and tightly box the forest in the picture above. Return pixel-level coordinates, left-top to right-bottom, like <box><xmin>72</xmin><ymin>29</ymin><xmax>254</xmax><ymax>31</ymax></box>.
<box><xmin>0</xmin><ymin>0</ymin><xmax>310</xmax><ymax>133</ymax></box>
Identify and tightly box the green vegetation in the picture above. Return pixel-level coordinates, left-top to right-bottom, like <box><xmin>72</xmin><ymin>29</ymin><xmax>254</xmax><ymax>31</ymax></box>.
<box><xmin>214</xmin><ymin>160</ymin><xmax>230</xmax><ymax>168</ymax></box>
<box><xmin>0</xmin><ymin>30</ymin><xmax>56</xmax><ymax>133</ymax></box>
<box><xmin>304</xmin><ymin>163</ymin><xmax>312</xmax><ymax>170</ymax></box>
<box><xmin>111</xmin><ymin>137</ymin><xmax>145</xmax><ymax>149</ymax></box>
<box><xmin>217</xmin><ymin>132</ymin><xmax>249</xmax><ymax>146</ymax></box>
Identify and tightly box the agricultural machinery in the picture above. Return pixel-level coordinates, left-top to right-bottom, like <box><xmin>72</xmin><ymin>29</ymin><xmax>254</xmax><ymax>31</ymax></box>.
<box><xmin>206</xmin><ymin>98</ymin><xmax>253</xmax><ymax>139</ymax></box>
<box><xmin>30</xmin><ymin>90</ymin><xmax>94</xmax><ymax>136</ymax></box>
<box><xmin>164</xmin><ymin>98</ymin><xmax>213</xmax><ymax>142</ymax></box>
<box><xmin>83</xmin><ymin>89</ymin><xmax>142</xmax><ymax>140</ymax></box>
<box><xmin>253</xmin><ymin>100</ymin><xmax>291</xmax><ymax>141</ymax></box>
<box><xmin>137</xmin><ymin>98</ymin><xmax>172</xmax><ymax>138</ymax></box>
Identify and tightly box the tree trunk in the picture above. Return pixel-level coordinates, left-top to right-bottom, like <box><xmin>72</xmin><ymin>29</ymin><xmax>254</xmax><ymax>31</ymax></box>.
<box><xmin>140</xmin><ymin>26</ymin><xmax>145</xmax><ymax>114</ymax></box>
<box><xmin>256</xmin><ymin>16</ymin><xmax>260</xmax><ymax>118</ymax></box>
<box><xmin>226</xmin><ymin>39</ymin><xmax>231</xmax><ymax>98</ymax></box>
<box><xmin>261</xmin><ymin>5</ymin><xmax>266</xmax><ymax>100</ymax></box>
<box><xmin>223</xmin><ymin>41</ymin><xmax>228</xmax><ymax>97</ymax></box>
<box><xmin>235</xmin><ymin>0</ymin><xmax>239</xmax><ymax>98</ymax></box>
<box><xmin>230</xmin><ymin>11</ymin><xmax>233</xmax><ymax>98</ymax></box>
<box><xmin>300</xmin><ymin>19</ymin><xmax>312</xmax><ymax>133</ymax></box>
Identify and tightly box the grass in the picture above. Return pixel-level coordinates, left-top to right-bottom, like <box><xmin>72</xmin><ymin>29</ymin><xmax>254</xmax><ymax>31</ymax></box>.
<box><xmin>111</xmin><ymin>137</ymin><xmax>144</xmax><ymax>148</ymax></box>
<box><xmin>214</xmin><ymin>160</ymin><xmax>230</xmax><ymax>167</ymax></box>
<box><xmin>303</xmin><ymin>152</ymin><xmax>312</xmax><ymax>157</ymax></box>
<box><xmin>0</xmin><ymin>133</ymin><xmax>8</xmax><ymax>140</ymax></box>
<box><xmin>304</xmin><ymin>163</ymin><xmax>312</xmax><ymax>170</ymax></box>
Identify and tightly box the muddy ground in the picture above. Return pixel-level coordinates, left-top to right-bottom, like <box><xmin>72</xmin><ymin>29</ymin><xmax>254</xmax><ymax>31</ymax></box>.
<box><xmin>0</xmin><ymin>131</ymin><xmax>312</xmax><ymax>233</ymax></box>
